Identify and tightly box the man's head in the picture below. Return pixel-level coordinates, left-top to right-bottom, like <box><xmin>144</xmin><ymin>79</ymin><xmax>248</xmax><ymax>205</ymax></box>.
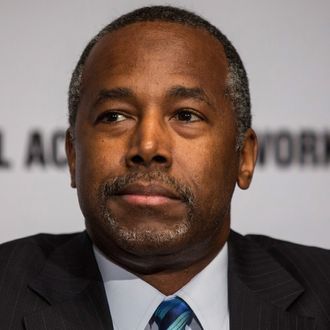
<box><xmin>68</xmin><ymin>6</ymin><xmax>251</xmax><ymax>150</ymax></box>
<box><xmin>66</xmin><ymin>6</ymin><xmax>258</xmax><ymax>274</ymax></box>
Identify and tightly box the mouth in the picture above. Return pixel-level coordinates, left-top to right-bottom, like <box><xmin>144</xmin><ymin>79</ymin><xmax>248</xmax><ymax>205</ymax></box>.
<box><xmin>113</xmin><ymin>183</ymin><xmax>183</xmax><ymax>206</ymax></box>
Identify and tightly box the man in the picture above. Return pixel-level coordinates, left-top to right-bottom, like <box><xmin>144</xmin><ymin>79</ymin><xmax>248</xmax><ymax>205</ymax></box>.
<box><xmin>0</xmin><ymin>6</ymin><xmax>329</xmax><ymax>330</ymax></box>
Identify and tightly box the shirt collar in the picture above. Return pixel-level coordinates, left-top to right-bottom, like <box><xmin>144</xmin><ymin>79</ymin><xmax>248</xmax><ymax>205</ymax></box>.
<box><xmin>176</xmin><ymin>243</ymin><xmax>229</xmax><ymax>329</ymax></box>
<box><xmin>94</xmin><ymin>244</ymin><xmax>228</xmax><ymax>330</ymax></box>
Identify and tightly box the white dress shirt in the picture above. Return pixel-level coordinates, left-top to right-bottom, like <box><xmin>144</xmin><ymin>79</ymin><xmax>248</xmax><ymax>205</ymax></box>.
<box><xmin>94</xmin><ymin>244</ymin><xmax>229</xmax><ymax>330</ymax></box>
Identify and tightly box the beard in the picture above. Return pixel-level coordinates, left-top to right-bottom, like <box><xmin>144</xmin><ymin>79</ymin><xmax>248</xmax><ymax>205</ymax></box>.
<box><xmin>96</xmin><ymin>170</ymin><xmax>198</xmax><ymax>255</ymax></box>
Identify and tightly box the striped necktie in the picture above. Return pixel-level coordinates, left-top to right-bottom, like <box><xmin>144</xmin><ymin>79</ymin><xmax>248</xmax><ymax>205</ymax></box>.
<box><xmin>153</xmin><ymin>296</ymin><xmax>193</xmax><ymax>330</ymax></box>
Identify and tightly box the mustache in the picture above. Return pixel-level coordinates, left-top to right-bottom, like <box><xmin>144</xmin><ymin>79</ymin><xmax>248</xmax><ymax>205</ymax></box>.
<box><xmin>102</xmin><ymin>171</ymin><xmax>195</xmax><ymax>205</ymax></box>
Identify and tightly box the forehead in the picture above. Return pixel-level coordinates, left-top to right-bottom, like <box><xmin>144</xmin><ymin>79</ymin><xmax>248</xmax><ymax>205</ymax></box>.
<box><xmin>82</xmin><ymin>21</ymin><xmax>229</xmax><ymax>91</ymax></box>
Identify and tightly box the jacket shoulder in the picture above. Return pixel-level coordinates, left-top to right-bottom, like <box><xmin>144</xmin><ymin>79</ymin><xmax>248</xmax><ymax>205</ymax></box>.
<box><xmin>0</xmin><ymin>232</ymin><xmax>80</xmax><ymax>250</ymax></box>
<box><xmin>247</xmin><ymin>233</ymin><xmax>330</xmax><ymax>314</ymax></box>
<box><xmin>231</xmin><ymin>232</ymin><xmax>330</xmax><ymax>284</ymax></box>
<box><xmin>246</xmin><ymin>233</ymin><xmax>330</xmax><ymax>274</ymax></box>
<box><xmin>247</xmin><ymin>233</ymin><xmax>330</xmax><ymax>259</ymax></box>
<box><xmin>229</xmin><ymin>232</ymin><xmax>330</xmax><ymax>329</ymax></box>
<box><xmin>0</xmin><ymin>233</ymin><xmax>86</xmax><ymax>329</ymax></box>
<box><xmin>0</xmin><ymin>233</ymin><xmax>82</xmax><ymax>282</ymax></box>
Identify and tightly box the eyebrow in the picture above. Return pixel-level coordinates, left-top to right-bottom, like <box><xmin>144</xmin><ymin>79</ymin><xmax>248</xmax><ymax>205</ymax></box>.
<box><xmin>167</xmin><ymin>86</ymin><xmax>212</xmax><ymax>106</ymax></box>
<box><xmin>94</xmin><ymin>87</ymin><xmax>135</xmax><ymax>106</ymax></box>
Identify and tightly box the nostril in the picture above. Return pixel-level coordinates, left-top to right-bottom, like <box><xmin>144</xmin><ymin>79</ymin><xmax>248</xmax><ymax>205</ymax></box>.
<box><xmin>154</xmin><ymin>155</ymin><xmax>167</xmax><ymax>164</ymax></box>
<box><xmin>131</xmin><ymin>155</ymin><xmax>144</xmax><ymax>164</ymax></box>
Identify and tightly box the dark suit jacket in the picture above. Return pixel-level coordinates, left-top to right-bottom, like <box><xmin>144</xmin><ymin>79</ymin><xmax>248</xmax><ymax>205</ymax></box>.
<box><xmin>0</xmin><ymin>230</ymin><xmax>329</xmax><ymax>329</ymax></box>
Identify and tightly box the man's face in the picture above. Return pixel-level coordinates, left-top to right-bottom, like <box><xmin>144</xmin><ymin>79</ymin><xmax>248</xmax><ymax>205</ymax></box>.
<box><xmin>66</xmin><ymin>22</ymin><xmax>256</xmax><ymax>272</ymax></box>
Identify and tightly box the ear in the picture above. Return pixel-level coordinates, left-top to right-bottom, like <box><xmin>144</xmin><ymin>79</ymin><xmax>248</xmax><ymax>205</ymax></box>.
<box><xmin>237</xmin><ymin>128</ymin><xmax>258</xmax><ymax>190</ymax></box>
<box><xmin>65</xmin><ymin>128</ymin><xmax>77</xmax><ymax>188</ymax></box>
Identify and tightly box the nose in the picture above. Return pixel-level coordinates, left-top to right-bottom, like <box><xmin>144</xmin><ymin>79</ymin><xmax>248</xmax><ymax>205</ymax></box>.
<box><xmin>125</xmin><ymin>115</ymin><xmax>172</xmax><ymax>169</ymax></box>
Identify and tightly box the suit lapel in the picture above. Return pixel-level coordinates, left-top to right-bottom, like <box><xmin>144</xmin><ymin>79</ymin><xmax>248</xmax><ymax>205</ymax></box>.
<box><xmin>24</xmin><ymin>232</ymin><xmax>113</xmax><ymax>330</ymax></box>
<box><xmin>228</xmin><ymin>231</ymin><xmax>316</xmax><ymax>330</ymax></box>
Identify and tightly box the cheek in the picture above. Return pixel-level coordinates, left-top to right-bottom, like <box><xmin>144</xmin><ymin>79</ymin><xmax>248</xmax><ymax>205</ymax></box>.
<box><xmin>75</xmin><ymin>134</ymin><xmax>126</xmax><ymax>189</ymax></box>
<box><xmin>74</xmin><ymin>133</ymin><xmax>128</xmax><ymax>221</ymax></box>
<box><xmin>174</xmin><ymin>133</ymin><xmax>239</xmax><ymax>207</ymax></box>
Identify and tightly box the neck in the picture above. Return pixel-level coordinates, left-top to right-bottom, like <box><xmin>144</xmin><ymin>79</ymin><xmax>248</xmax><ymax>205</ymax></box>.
<box><xmin>138</xmin><ymin>227</ymin><xmax>229</xmax><ymax>295</ymax></box>
<box><xmin>140</xmin><ymin>248</ymin><xmax>224</xmax><ymax>295</ymax></box>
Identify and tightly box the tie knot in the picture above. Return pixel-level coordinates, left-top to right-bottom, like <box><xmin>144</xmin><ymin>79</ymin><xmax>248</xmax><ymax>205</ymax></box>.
<box><xmin>153</xmin><ymin>297</ymin><xmax>193</xmax><ymax>330</ymax></box>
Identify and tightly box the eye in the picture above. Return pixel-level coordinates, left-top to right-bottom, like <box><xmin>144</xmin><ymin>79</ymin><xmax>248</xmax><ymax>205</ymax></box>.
<box><xmin>97</xmin><ymin>111</ymin><xmax>128</xmax><ymax>123</ymax></box>
<box><xmin>173</xmin><ymin>109</ymin><xmax>202</xmax><ymax>122</ymax></box>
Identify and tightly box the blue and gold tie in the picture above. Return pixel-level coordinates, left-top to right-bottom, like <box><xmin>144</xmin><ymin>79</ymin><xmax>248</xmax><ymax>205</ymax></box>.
<box><xmin>153</xmin><ymin>297</ymin><xmax>193</xmax><ymax>330</ymax></box>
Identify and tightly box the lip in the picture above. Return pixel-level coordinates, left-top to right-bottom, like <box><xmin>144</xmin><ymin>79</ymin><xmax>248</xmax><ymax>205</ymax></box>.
<box><xmin>113</xmin><ymin>183</ymin><xmax>182</xmax><ymax>206</ymax></box>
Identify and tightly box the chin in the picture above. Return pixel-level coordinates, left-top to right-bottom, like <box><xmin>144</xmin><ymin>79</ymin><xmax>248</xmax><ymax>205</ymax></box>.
<box><xmin>105</xmin><ymin>215</ymin><xmax>193</xmax><ymax>255</ymax></box>
<box><xmin>87</xmin><ymin>214</ymin><xmax>203</xmax><ymax>273</ymax></box>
